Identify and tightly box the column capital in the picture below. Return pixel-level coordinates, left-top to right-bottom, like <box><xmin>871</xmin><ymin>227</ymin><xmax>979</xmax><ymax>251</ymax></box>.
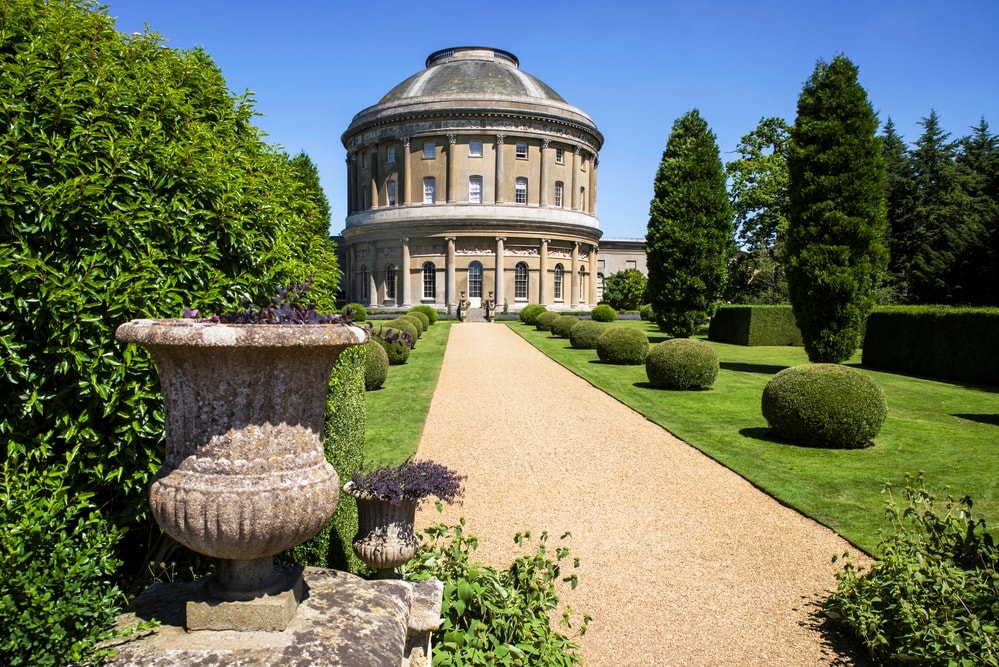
<box><xmin>574</xmin><ymin>145</ymin><xmax>582</xmax><ymax>154</ymax></box>
<box><xmin>400</xmin><ymin>136</ymin><xmax>411</xmax><ymax>147</ymax></box>
<box><xmin>540</xmin><ymin>238</ymin><xmax>550</xmax><ymax>244</ymax></box>
<box><xmin>495</xmin><ymin>134</ymin><xmax>506</xmax><ymax>144</ymax></box>
<box><xmin>447</xmin><ymin>133</ymin><xmax>458</xmax><ymax>144</ymax></box>
<box><xmin>444</xmin><ymin>236</ymin><xmax>456</xmax><ymax>242</ymax></box>
<box><xmin>401</xmin><ymin>237</ymin><xmax>409</xmax><ymax>243</ymax></box>
<box><xmin>495</xmin><ymin>236</ymin><xmax>507</xmax><ymax>242</ymax></box>
<box><xmin>541</xmin><ymin>138</ymin><xmax>550</xmax><ymax>149</ymax></box>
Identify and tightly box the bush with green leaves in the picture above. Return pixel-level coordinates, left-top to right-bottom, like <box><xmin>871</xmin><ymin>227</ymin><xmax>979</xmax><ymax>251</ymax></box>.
<box><xmin>519</xmin><ymin>304</ymin><xmax>547</xmax><ymax>326</ymax></box>
<box><xmin>535</xmin><ymin>310</ymin><xmax>561</xmax><ymax>332</ymax></box>
<box><xmin>640</xmin><ymin>304</ymin><xmax>654</xmax><ymax>321</ymax></box>
<box><xmin>344</xmin><ymin>302</ymin><xmax>368</xmax><ymax>321</ymax></box>
<box><xmin>596</xmin><ymin>327</ymin><xmax>649</xmax><ymax>365</ymax></box>
<box><xmin>376</xmin><ymin>325</ymin><xmax>413</xmax><ymax>365</ymax></box>
<box><xmin>408</xmin><ymin>304</ymin><xmax>438</xmax><ymax>326</ymax></box>
<box><xmin>601</xmin><ymin>268</ymin><xmax>648</xmax><ymax>311</ymax></box>
<box><xmin>1</xmin><ymin>460</ymin><xmax>124</xmax><ymax>666</ymax></box>
<box><xmin>385</xmin><ymin>318</ymin><xmax>420</xmax><ymax>345</ymax></box>
<box><xmin>569</xmin><ymin>320</ymin><xmax>607</xmax><ymax>350</ymax></box>
<box><xmin>826</xmin><ymin>474</ymin><xmax>998</xmax><ymax>666</ymax></box>
<box><xmin>406</xmin><ymin>309</ymin><xmax>431</xmax><ymax>331</ymax></box>
<box><xmin>363</xmin><ymin>339</ymin><xmax>389</xmax><ymax>391</ymax></box>
<box><xmin>646</xmin><ymin>339</ymin><xmax>719</xmax><ymax>390</ymax></box>
<box><xmin>550</xmin><ymin>315</ymin><xmax>581</xmax><ymax>338</ymax></box>
<box><xmin>397</xmin><ymin>315</ymin><xmax>424</xmax><ymax>338</ymax></box>
<box><xmin>591</xmin><ymin>304</ymin><xmax>617</xmax><ymax>322</ymax></box>
<box><xmin>761</xmin><ymin>364</ymin><xmax>887</xmax><ymax>448</ymax></box>
<box><xmin>401</xmin><ymin>517</ymin><xmax>589</xmax><ymax>666</ymax></box>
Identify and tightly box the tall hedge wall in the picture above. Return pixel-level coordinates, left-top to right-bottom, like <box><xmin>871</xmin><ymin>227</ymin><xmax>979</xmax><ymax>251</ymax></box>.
<box><xmin>862</xmin><ymin>307</ymin><xmax>999</xmax><ymax>386</ymax></box>
<box><xmin>708</xmin><ymin>305</ymin><xmax>803</xmax><ymax>346</ymax></box>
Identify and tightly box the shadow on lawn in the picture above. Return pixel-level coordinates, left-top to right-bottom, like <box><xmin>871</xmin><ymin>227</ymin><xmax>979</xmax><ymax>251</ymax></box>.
<box><xmin>953</xmin><ymin>413</ymin><xmax>999</xmax><ymax>427</ymax></box>
<box><xmin>721</xmin><ymin>361</ymin><xmax>790</xmax><ymax>375</ymax></box>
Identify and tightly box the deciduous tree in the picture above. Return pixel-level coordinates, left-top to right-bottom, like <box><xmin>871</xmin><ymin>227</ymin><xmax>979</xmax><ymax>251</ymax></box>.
<box><xmin>601</xmin><ymin>268</ymin><xmax>647</xmax><ymax>311</ymax></box>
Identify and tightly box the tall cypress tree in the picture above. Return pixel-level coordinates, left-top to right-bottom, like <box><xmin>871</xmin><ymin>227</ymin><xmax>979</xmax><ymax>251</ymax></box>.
<box><xmin>786</xmin><ymin>55</ymin><xmax>887</xmax><ymax>363</ymax></box>
<box><xmin>881</xmin><ymin>117</ymin><xmax>918</xmax><ymax>300</ymax></box>
<box><xmin>645</xmin><ymin>109</ymin><xmax>733</xmax><ymax>337</ymax></box>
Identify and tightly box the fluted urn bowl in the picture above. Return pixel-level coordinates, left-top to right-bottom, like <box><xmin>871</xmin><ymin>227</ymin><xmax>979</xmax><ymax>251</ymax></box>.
<box><xmin>116</xmin><ymin>319</ymin><xmax>367</xmax><ymax>601</ymax></box>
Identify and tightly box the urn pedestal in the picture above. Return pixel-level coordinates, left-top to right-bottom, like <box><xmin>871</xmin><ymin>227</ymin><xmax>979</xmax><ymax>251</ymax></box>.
<box><xmin>345</xmin><ymin>483</ymin><xmax>420</xmax><ymax>580</ymax></box>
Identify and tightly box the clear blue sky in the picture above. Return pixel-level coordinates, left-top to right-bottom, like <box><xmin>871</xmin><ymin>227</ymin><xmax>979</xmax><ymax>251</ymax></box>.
<box><xmin>107</xmin><ymin>0</ymin><xmax>998</xmax><ymax>240</ymax></box>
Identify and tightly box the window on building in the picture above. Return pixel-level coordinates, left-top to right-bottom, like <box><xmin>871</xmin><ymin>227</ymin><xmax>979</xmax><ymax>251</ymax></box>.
<box><xmin>515</xmin><ymin>262</ymin><xmax>528</xmax><ymax>300</ymax></box>
<box><xmin>468</xmin><ymin>261</ymin><xmax>483</xmax><ymax>299</ymax></box>
<box><xmin>423</xmin><ymin>141</ymin><xmax>436</xmax><ymax>158</ymax></box>
<box><xmin>554</xmin><ymin>181</ymin><xmax>564</xmax><ymax>208</ymax></box>
<box><xmin>469</xmin><ymin>140</ymin><xmax>482</xmax><ymax>157</ymax></box>
<box><xmin>360</xmin><ymin>265</ymin><xmax>369</xmax><ymax>301</ymax></box>
<box><xmin>554</xmin><ymin>264</ymin><xmax>564</xmax><ymax>301</ymax></box>
<box><xmin>361</xmin><ymin>151</ymin><xmax>368</xmax><ymax>169</ymax></box>
<box><xmin>626</xmin><ymin>260</ymin><xmax>637</xmax><ymax>270</ymax></box>
<box><xmin>422</xmin><ymin>262</ymin><xmax>436</xmax><ymax>300</ymax></box>
<box><xmin>579</xmin><ymin>268</ymin><xmax>586</xmax><ymax>303</ymax></box>
<box><xmin>469</xmin><ymin>175</ymin><xmax>482</xmax><ymax>203</ymax></box>
<box><xmin>598</xmin><ymin>259</ymin><xmax>606</xmax><ymax>270</ymax></box>
<box><xmin>362</xmin><ymin>185</ymin><xmax>370</xmax><ymax>209</ymax></box>
<box><xmin>423</xmin><ymin>177</ymin><xmax>436</xmax><ymax>204</ymax></box>
<box><xmin>386</xmin><ymin>146</ymin><xmax>396</xmax><ymax>163</ymax></box>
<box><xmin>515</xmin><ymin>142</ymin><xmax>527</xmax><ymax>159</ymax></box>
<box><xmin>515</xmin><ymin>177</ymin><xmax>527</xmax><ymax>204</ymax></box>
<box><xmin>580</xmin><ymin>186</ymin><xmax>586</xmax><ymax>212</ymax></box>
<box><xmin>597</xmin><ymin>272</ymin><xmax>605</xmax><ymax>302</ymax></box>
<box><xmin>386</xmin><ymin>264</ymin><xmax>397</xmax><ymax>300</ymax></box>
<box><xmin>555</xmin><ymin>147</ymin><xmax>564</xmax><ymax>164</ymax></box>
<box><xmin>387</xmin><ymin>180</ymin><xmax>397</xmax><ymax>206</ymax></box>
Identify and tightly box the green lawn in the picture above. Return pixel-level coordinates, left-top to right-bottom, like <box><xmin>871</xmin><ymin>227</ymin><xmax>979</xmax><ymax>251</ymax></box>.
<box><xmin>508</xmin><ymin>319</ymin><xmax>998</xmax><ymax>555</ymax></box>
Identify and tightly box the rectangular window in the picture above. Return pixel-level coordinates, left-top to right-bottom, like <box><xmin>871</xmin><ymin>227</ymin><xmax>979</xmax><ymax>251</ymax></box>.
<box><xmin>387</xmin><ymin>180</ymin><xmax>397</xmax><ymax>206</ymax></box>
<box><xmin>361</xmin><ymin>152</ymin><xmax>368</xmax><ymax>169</ymax></box>
<box><xmin>423</xmin><ymin>177</ymin><xmax>436</xmax><ymax>204</ymax></box>
<box><xmin>423</xmin><ymin>141</ymin><xmax>436</xmax><ymax>158</ymax></box>
<box><xmin>515</xmin><ymin>142</ymin><xmax>527</xmax><ymax>159</ymax></box>
<box><xmin>469</xmin><ymin>175</ymin><xmax>482</xmax><ymax>203</ymax></box>
<box><xmin>469</xmin><ymin>140</ymin><xmax>482</xmax><ymax>157</ymax></box>
<box><xmin>515</xmin><ymin>177</ymin><xmax>527</xmax><ymax>204</ymax></box>
<box><xmin>626</xmin><ymin>260</ymin><xmax>637</xmax><ymax>270</ymax></box>
<box><xmin>386</xmin><ymin>146</ymin><xmax>396</xmax><ymax>163</ymax></box>
<box><xmin>555</xmin><ymin>147</ymin><xmax>564</xmax><ymax>164</ymax></box>
<box><xmin>554</xmin><ymin>181</ymin><xmax>563</xmax><ymax>208</ymax></box>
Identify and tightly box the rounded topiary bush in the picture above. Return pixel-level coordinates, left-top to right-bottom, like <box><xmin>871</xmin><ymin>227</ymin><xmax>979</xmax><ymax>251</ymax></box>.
<box><xmin>377</xmin><ymin>328</ymin><xmax>411</xmax><ymax>365</ymax></box>
<box><xmin>344</xmin><ymin>302</ymin><xmax>367</xmax><ymax>322</ymax></box>
<box><xmin>591</xmin><ymin>304</ymin><xmax>617</xmax><ymax>322</ymax></box>
<box><xmin>364</xmin><ymin>340</ymin><xmax>389</xmax><ymax>390</ymax></box>
<box><xmin>761</xmin><ymin>364</ymin><xmax>887</xmax><ymax>448</ymax></box>
<box><xmin>406</xmin><ymin>310</ymin><xmax>430</xmax><ymax>331</ymax></box>
<box><xmin>639</xmin><ymin>304</ymin><xmax>653</xmax><ymax>321</ymax></box>
<box><xmin>550</xmin><ymin>315</ymin><xmax>580</xmax><ymax>338</ymax></box>
<box><xmin>408</xmin><ymin>304</ymin><xmax>438</xmax><ymax>325</ymax></box>
<box><xmin>646</xmin><ymin>338</ymin><xmax>719</xmax><ymax>390</ymax></box>
<box><xmin>397</xmin><ymin>314</ymin><xmax>424</xmax><ymax>336</ymax></box>
<box><xmin>569</xmin><ymin>320</ymin><xmax>607</xmax><ymax>350</ymax></box>
<box><xmin>596</xmin><ymin>327</ymin><xmax>649</xmax><ymax>365</ymax></box>
<box><xmin>519</xmin><ymin>304</ymin><xmax>547</xmax><ymax>325</ymax></box>
<box><xmin>535</xmin><ymin>310</ymin><xmax>560</xmax><ymax>332</ymax></box>
<box><xmin>383</xmin><ymin>319</ymin><xmax>419</xmax><ymax>347</ymax></box>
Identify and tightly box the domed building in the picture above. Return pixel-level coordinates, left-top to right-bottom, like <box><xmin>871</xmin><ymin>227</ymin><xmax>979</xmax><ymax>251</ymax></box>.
<box><xmin>339</xmin><ymin>46</ymin><xmax>608</xmax><ymax>312</ymax></box>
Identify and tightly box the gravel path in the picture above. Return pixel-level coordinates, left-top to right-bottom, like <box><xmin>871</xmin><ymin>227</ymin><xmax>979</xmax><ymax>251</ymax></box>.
<box><xmin>414</xmin><ymin>323</ymin><xmax>873</xmax><ymax>666</ymax></box>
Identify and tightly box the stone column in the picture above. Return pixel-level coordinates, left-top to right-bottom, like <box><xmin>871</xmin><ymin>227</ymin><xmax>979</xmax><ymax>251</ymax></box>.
<box><xmin>570</xmin><ymin>241</ymin><xmax>580</xmax><ymax>307</ymax></box>
<box><xmin>539</xmin><ymin>238</ymin><xmax>549</xmax><ymax>306</ymax></box>
<box><xmin>590</xmin><ymin>156</ymin><xmax>598</xmax><ymax>216</ymax></box>
<box><xmin>401</xmin><ymin>237</ymin><xmax>411</xmax><ymax>307</ymax></box>
<box><xmin>349</xmin><ymin>244</ymin><xmax>358</xmax><ymax>302</ymax></box>
<box><xmin>571</xmin><ymin>146</ymin><xmax>580</xmax><ymax>211</ymax></box>
<box><xmin>346</xmin><ymin>154</ymin><xmax>356</xmax><ymax>215</ymax></box>
<box><xmin>446</xmin><ymin>134</ymin><xmax>458</xmax><ymax>203</ymax></box>
<box><xmin>445</xmin><ymin>236</ymin><xmax>456</xmax><ymax>309</ymax></box>
<box><xmin>540</xmin><ymin>138</ymin><xmax>550</xmax><ymax>207</ymax></box>
<box><xmin>494</xmin><ymin>135</ymin><xmax>505</xmax><ymax>204</ymax></box>
<box><xmin>399</xmin><ymin>137</ymin><xmax>410</xmax><ymax>205</ymax></box>
<box><xmin>495</xmin><ymin>236</ymin><xmax>506</xmax><ymax>307</ymax></box>
<box><xmin>368</xmin><ymin>241</ymin><xmax>378</xmax><ymax>308</ymax></box>
<box><xmin>589</xmin><ymin>244</ymin><xmax>599</xmax><ymax>307</ymax></box>
<box><xmin>368</xmin><ymin>144</ymin><xmax>379</xmax><ymax>210</ymax></box>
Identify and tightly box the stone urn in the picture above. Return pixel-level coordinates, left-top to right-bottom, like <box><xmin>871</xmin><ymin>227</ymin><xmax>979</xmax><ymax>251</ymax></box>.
<box><xmin>344</xmin><ymin>482</ymin><xmax>420</xmax><ymax>580</ymax></box>
<box><xmin>116</xmin><ymin>319</ymin><xmax>367</xmax><ymax>605</ymax></box>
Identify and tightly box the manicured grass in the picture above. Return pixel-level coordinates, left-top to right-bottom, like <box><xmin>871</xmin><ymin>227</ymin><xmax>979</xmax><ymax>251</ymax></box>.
<box><xmin>363</xmin><ymin>321</ymin><xmax>452</xmax><ymax>464</ymax></box>
<box><xmin>508</xmin><ymin>320</ymin><xmax>998</xmax><ymax>555</ymax></box>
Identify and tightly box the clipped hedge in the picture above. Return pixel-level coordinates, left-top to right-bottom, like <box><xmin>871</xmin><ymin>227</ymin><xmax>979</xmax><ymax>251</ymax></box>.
<box><xmin>591</xmin><ymin>304</ymin><xmax>617</xmax><ymax>322</ymax></box>
<box><xmin>408</xmin><ymin>304</ymin><xmax>438</xmax><ymax>325</ymax></box>
<box><xmin>862</xmin><ymin>307</ymin><xmax>999</xmax><ymax>386</ymax></box>
<box><xmin>550</xmin><ymin>315</ymin><xmax>581</xmax><ymax>338</ymax></box>
<box><xmin>646</xmin><ymin>339</ymin><xmax>719</xmax><ymax>390</ymax></box>
<box><xmin>404</xmin><ymin>311</ymin><xmax>430</xmax><ymax>332</ymax></box>
<box><xmin>596</xmin><ymin>327</ymin><xmax>649</xmax><ymax>365</ymax></box>
<box><xmin>708</xmin><ymin>305</ymin><xmax>802</xmax><ymax>346</ymax></box>
<box><xmin>362</xmin><ymin>340</ymin><xmax>389</xmax><ymax>391</ymax></box>
<box><xmin>385</xmin><ymin>318</ymin><xmax>420</xmax><ymax>345</ymax></box>
<box><xmin>569</xmin><ymin>320</ymin><xmax>607</xmax><ymax>350</ymax></box>
<box><xmin>762</xmin><ymin>364</ymin><xmax>887</xmax><ymax>448</ymax></box>
<box><xmin>535</xmin><ymin>310</ymin><xmax>560</xmax><ymax>332</ymax></box>
<box><xmin>397</xmin><ymin>314</ymin><xmax>424</xmax><ymax>337</ymax></box>
<box><xmin>343</xmin><ymin>302</ymin><xmax>367</xmax><ymax>322</ymax></box>
<box><xmin>519</xmin><ymin>304</ymin><xmax>547</xmax><ymax>326</ymax></box>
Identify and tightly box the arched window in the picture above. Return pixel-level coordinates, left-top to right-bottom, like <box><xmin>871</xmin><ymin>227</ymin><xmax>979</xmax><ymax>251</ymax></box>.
<box><xmin>468</xmin><ymin>261</ymin><xmax>483</xmax><ymax>299</ymax></box>
<box><xmin>422</xmin><ymin>262</ymin><xmax>436</xmax><ymax>300</ymax></box>
<box><xmin>515</xmin><ymin>262</ymin><xmax>528</xmax><ymax>300</ymax></box>
<box><xmin>554</xmin><ymin>264</ymin><xmax>564</xmax><ymax>301</ymax></box>
<box><xmin>386</xmin><ymin>263</ymin><xmax>397</xmax><ymax>301</ymax></box>
<box><xmin>360</xmin><ymin>265</ymin><xmax>369</xmax><ymax>301</ymax></box>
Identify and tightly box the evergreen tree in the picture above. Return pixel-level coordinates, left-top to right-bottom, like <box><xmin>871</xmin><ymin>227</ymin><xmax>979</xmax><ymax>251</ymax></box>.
<box><xmin>786</xmin><ymin>55</ymin><xmax>888</xmax><ymax>363</ymax></box>
<box><xmin>645</xmin><ymin>109</ymin><xmax>733</xmax><ymax>337</ymax></box>
<box><xmin>881</xmin><ymin>117</ymin><xmax>918</xmax><ymax>301</ymax></box>
<box><xmin>955</xmin><ymin>118</ymin><xmax>999</xmax><ymax>305</ymax></box>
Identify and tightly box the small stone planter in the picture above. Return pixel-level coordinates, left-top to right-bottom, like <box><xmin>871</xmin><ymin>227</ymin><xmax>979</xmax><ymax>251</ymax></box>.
<box><xmin>344</xmin><ymin>482</ymin><xmax>420</xmax><ymax>579</ymax></box>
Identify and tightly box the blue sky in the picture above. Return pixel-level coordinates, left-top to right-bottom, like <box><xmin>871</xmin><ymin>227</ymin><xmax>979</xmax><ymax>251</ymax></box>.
<box><xmin>107</xmin><ymin>0</ymin><xmax>998</xmax><ymax>240</ymax></box>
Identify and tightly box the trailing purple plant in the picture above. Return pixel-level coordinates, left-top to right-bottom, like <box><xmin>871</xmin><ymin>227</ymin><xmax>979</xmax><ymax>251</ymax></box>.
<box><xmin>183</xmin><ymin>280</ymin><xmax>353</xmax><ymax>324</ymax></box>
<box><xmin>349</xmin><ymin>459</ymin><xmax>464</xmax><ymax>506</ymax></box>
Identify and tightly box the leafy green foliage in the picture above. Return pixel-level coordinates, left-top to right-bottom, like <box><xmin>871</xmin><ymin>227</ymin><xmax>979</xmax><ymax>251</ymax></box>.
<box><xmin>761</xmin><ymin>364</ymin><xmax>887</xmax><ymax>448</ymax></box>
<box><xmin>344</xmin><ymin>302</ymin><xmax>368</xmax><ymax>321</ymax></box>
<box><xmin>568</xmin><ymin>320</ymin><xmax>607</xmax><ymax>350</ymax></box>
<box><xmin>377</xmin><ymin>327</ymin><xmax>412</xmax><ymax>365</ymax></box>
<box><xmin>1</xmin><ymin>460</ymin><xmax>124</xmax><ymax>665</ymax></box>
<box><xmin>708</xmin><ymin>305</ymin><xmax>803</xmax><ymax>346</ymax></box>
<box><xmin>363</xmin><ymin>339</ymin><xmax>390</xmax><ymax>391</ymax></box>
<box><xmin>590</xmin><ymin>304</ymin><xmax>617</xmax><ymax>322</ymax></box>
<box><xmin>600</xmin><ymin>269</ymin><xmax>647</xmax><ymax>311</ymax></box>
<box><xmin>639</xmin><ymin>304</ymin><xmax>654</xmax><ymax>321</ymax></box>
<box><xmin>646</xmin><ymin>109</ymin><xmax>734</xmax><ymax>337</ymax></box>
<box><xmin>535</xmin><ymin>310</ymin><xmax>560</xmax><ymax>332</ymax></box>
<box><xmin>786</xmin><ymin>55</ymin><xmax>888</xmax><ymax>362</ymax></box>
<box><xmin>826</xmin><ymin>474</ymin><xmax>998</xmax><ymax>666</ymax></box>
<box><xmin>595</xmin><ymin>327</ymin><xmax>649</xmax><ymax>365</ymax></box>
<box><xmin>519</xmin><ymin>304</ymin><xmax>547</xmax><ymax>326</ymax></box>
<box><xmin>550</xmin><ymin>315</ymin><xmax>580</xmax><ymax>339</ymax></box>
<box><xmin>401</xmin><ymin>518</ymin><xmax>589</xmax><ymax>667</ymax></box>
<box><xmin>408</xmin><ymin>305</ymin><xmax>438</xmax><ymax>326</ymax></box>
<box><xmin>385</xmin><ymin>318</ymin><xmax>420</xmax><ymax>344</ymax></box>
<box><xmin>645</xmin><ymin>338</ymin><xmax>719</xmax><ymax>390</ymax></box>
<box><xmin>399</xmin><ymin>313</ymin><xmax>426</xmax><ymax>335</ymax></box>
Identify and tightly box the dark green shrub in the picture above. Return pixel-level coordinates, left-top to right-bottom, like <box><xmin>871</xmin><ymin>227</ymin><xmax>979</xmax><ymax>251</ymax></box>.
<box><xmin>591</xmin><ymin>304</ymin><xmax>617</xmax><ymax>322</ymax></box>
<box><xmin>397</xmin><ymin>315</ymin><xmax>424</xmax><ymax>338</ymax></box>
<box><xmin>569</xmin><ymin>320</ymin><xmax>607</xmax><ymax>350</ymax></box>
<box><xmin>826</xmin><ymin>474</ymin><xmax>998</xmax><ymax>666</ymax></box>
<box><xmin>344</xmin><ymin>303</ymin><xmax>368</xmax><ymax>321</ymax></box>
<box><xmin>639</xmin><ymin>304</ymin><xmax>654</xmax><ymax>321</ymax></box>
<box><xmin>1</xmin><ymin>461</ymin><xmax>124</xmax><ymax>666</ymax></box>
<box><xmin>761</xmin><ymin>364</ymin><xmax>887</xmax><ymax>448</ymax></box>
<box><xmin>551</xmin><ymin>315</ymin><xmax>581</xmax><ymax>338</ymax></box>
<box><xmin>519</xmin><ymin>304</ymin><xmax>547</xmax><ymax>325</ymax></box>
<box><xmin>386</xmin><ymin>318</ymin><xmax>420</xmax><ymax>345</ymax></box>
<box><xmin>408</xmin><ymin>305</ymin><xmax>437</xmax><ymax>326</ymax></box>
<box><xmin>377</xmin><ymin>325</ymin><xmax>412</xmax><ymax>365</ymax></box>
<box><xmin>646</xmin><ymin>339</ymin><xmax>719</xmax><ymax>389</ymax></box>
<box><xmin>708</xmin><ymin>305</ymin><xmax>803</xmax><ymax>346</ymax></box>
<box><xmin>405</xmin><ymin>310</ymin><xmax>430</xmax><ymax>332</ymax></box>
<box><xmin>362</xmin><ymin>340</ymin><xmax>389</xmax><ymax>391</ymax></box>
<box><xmin>401</xmin><ymin>518</ymin><xmax>588</xmax><ymax>666</ymax></box>
<box><xmin>596</xmin><ymin>327</ymin><xmax>649</xmax><ymax>365</ymax></box>
<box><xmin>536</xmin><ymin>310</ymin><xmax>561</xmax><ymax>332</ymax></box>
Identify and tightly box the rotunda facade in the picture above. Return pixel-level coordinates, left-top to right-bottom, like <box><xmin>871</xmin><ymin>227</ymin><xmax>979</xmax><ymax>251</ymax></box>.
<box><xmin>339</xmin><ymin>46</ymin><xmax>604</xmax><ymax>312</ymax></box>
